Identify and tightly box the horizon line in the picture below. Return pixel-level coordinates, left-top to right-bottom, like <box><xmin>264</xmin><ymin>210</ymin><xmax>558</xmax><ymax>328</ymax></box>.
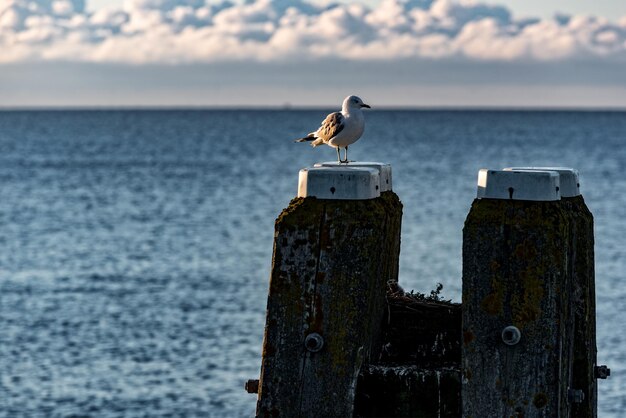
<box><xmin>1</xmin><ymin>105</ymin><xmax>626</xmax><ymax>112</ymax></box>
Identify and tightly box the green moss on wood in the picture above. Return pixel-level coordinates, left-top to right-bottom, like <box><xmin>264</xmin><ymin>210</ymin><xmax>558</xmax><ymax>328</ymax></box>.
<box><xmin>511</xmin><ymin>266</ymin><xmax>544</xmax><ymax>326</ymax></box>
<box><xmin>464</xmin><ymin>198</ymin><xmax>570</xmax><ymax>230</ymax></box>
<box><xmin>480</xmin><ymin>276</ymin><xmax>504</xmax><ymax>316</ymax></box>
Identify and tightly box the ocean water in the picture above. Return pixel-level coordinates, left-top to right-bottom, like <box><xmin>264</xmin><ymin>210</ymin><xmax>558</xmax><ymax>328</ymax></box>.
<box><xmin>0</xmin><ymin>109</ymin><xmax>624</xmax><ymax>417</ymax></box>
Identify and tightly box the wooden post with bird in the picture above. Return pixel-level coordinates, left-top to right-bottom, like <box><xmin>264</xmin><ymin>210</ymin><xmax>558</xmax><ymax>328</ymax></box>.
<box><xmin>252</xmin><ymin>162</ymin><xmax>403</xmax><ymax>418</ymax></box>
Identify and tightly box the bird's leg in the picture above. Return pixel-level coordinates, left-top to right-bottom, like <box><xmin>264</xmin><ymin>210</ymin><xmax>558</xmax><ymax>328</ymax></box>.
<box><xmin>345</xmin><ymin>146</ymin><xmax>349</xmax><ymax>163</ymax></box>
<box><xmin>338</xmin><ymin>147</ymin><xmax>348</xmax><ymax>163</ymax></box>
<box><xmin>336</xmin><ymin>147</ymin><xmax>342</xmax><ymax>163</ymax></box>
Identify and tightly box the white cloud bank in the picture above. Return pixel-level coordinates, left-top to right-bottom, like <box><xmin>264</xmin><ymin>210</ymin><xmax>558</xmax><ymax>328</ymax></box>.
<box><xmin>1</xmin><ymin>0</ymin><xmax>625</xmax><ymax>64</ymax></box>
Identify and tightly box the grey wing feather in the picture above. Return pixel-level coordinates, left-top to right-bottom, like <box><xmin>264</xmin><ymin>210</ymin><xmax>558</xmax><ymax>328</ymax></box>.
<box><xmin>316</xmin><ymin>112</ymin><xmax>344</xmax><ymax>143</ymax></box>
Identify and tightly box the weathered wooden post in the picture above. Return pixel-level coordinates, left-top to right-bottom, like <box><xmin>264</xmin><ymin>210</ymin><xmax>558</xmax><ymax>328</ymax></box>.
<box><xmin>462</xmin><ymin>168</ymin><xmax>601</xmax><ymax>417</ymax></box>
<box><xmin>505</xmin><ymin>167</ymin><xmax>601</xmax><ymax>417</ymax></box>
<box><xmin>463</xmin><ymin>169</ymin><xmax>571</xmax><ymax>417</ymax></box>
<box><xmin>253</xmin><ymin>162</ymin><xmax>402</xmax><ymax>418</ymax></box>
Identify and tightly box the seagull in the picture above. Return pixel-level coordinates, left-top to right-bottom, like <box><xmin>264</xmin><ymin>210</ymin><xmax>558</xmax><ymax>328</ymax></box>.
<box><xmin>295</xmin><ymin>95</ymin><xmax>371</xmax><ymax>163</ymax></box>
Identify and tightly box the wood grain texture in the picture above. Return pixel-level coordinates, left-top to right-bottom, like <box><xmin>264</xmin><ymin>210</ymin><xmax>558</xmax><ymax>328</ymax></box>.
<box><xmin>462</xmin><ymin>199</ymin><xmax>574</xmax><ymax>418</ymax></box>
<box><xmin>565</xmin><ymin>196</ymin><xmax>597</xmax><ymax>418</ymax></box>
<box><xmin>256</xmin><ymin>192</ymin><xmax>403</xmax><ymax>418</ymax></box>
<box><xmin>354</xmin><ymin>365</ymin><xmax>461</xmax><ymax>418</ymax></box>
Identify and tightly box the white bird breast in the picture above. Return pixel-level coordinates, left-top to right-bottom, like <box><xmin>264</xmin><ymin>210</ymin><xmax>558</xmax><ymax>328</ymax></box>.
<box><xmin>328</xmin><ymin>113</ymin><xmax>365</xmax><ymax>147</ymax></box>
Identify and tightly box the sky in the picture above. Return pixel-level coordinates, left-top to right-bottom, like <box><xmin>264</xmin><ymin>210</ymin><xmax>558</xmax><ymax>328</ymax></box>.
<box><xmin>1</xmin><ymin>0</ymin><xmax>625</xmax><ymax>108</ymax></box>
<box><xmin>87</xmin><ymin>0</ymin><xmax>626</xmax><ymax>20</ymax></box>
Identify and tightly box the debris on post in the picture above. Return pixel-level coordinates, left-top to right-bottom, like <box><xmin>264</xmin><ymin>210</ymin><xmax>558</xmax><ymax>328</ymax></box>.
<box><xmin>354</xmin><ymin>287</ymin><xmax>462</xmax><ymax>418</ymax></box>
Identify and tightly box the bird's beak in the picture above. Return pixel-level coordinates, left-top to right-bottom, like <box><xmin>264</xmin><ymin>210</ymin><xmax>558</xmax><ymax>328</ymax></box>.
<box><xmin>361</xmin><ymin>103</ymin><xmax>371</xmax><ymax>109</ymax></box>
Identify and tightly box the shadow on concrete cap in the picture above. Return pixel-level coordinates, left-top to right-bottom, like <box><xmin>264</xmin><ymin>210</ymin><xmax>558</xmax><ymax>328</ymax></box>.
<box><xmin>503</xmin><ymin>167</ymin><xmax>580</xmax><ymax>197</ymax></box>
<box><xmin>314</xmin><ymin>161</ymin><xmax>393</xmax><ymax>192</ymax></box>
<box><xmin>298</xmin><ymin>166</ymin><xmax>381</xmax><ymax>200</ymax></box>
<box><xmin>477</xmin><ymin>169</ymin><xmax>561</xmax><ymax>201</ymax></box>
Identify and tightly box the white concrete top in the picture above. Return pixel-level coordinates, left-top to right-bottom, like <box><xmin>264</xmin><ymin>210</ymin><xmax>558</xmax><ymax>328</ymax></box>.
<box><xmin>298</xmin><ymin>166</ymin><xmax>381</xmax><ymax>200</ymax></box>
<box><xmin>477</xmin><ymin>169</ymin><xmax>561</xmax><ymax>201</ymax></box>
<box><xmin>314</xmin><ymin>161</ymin><xmax>393</xmax><ymax>192</ymax></box>
<box><xmin>503</xmin><ymin>167</ymin><xmax>580</xmax><ymax>197</ymax></box>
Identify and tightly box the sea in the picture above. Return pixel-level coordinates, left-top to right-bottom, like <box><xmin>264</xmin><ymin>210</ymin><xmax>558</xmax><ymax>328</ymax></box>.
<box><xmin>0</xmin><ymin>109</ymin><xmax>624</xmax><ymax>417</ymax></box>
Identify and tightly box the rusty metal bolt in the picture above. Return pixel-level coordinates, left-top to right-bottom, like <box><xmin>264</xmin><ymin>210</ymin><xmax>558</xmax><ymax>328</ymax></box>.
<box><xmin>568</xmin><ymin>388</ymin><xmax>585</xmax><ymax>404</ymax></box>
<box><xmin>245</xmin><ymin>379</ymin><xmax>259</xmax><ymax>394</ymax></box>
<box><xmin>304</xmin><ymin>332</ymin><xmax>324</xmax><ymax>352</ymax></box>
<box><xmin>595</xmin><ymin>365</ymin><xmax>611</xmax><ymax>379</ymax></box>
<box><xmin>501</xmin><ymin>326</ymin><xmax>521</xmax><ymax>346</ymax></box>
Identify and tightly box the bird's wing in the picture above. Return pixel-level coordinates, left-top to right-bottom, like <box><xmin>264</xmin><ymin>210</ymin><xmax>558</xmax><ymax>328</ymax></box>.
<box><xmin>314</xmin><ymin>112</ymin><xmax>344</xmax><ymax>143</ymax></box>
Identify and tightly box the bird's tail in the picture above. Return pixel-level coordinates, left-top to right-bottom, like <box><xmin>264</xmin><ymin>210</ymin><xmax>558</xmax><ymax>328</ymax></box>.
<box><xmin>294</xmin><ymin>135</ymin><xmax>315</xmax><ymax>143</ymax></box>
<box><xmin>295</xmin><ymin>134</ymin><xmax>324</xmax><ymax>147</ymax></box>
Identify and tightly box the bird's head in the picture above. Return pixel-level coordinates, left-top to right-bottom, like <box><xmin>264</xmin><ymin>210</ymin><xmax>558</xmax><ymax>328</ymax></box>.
<box><xmin>343</xmin><ymin>95</ymin><xmax>371</xmax><ymax>112</ymax></box>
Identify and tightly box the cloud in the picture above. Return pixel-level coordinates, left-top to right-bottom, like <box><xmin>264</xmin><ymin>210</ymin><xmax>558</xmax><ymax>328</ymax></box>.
<box><xmin>1</xmin><ymin>0</ymin><xmax>625</xmax><ymax>64</ymax></box>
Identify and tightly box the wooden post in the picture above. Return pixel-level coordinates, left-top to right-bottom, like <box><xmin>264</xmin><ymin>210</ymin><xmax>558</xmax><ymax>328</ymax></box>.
<box><xmin>505</xmin><ymin>167</ymin><xmax>598</xmax><ymax>417</ymax></box>
<box><xmin>255</xmin><ymin>164</ymin><xmax>402</xmax><ymax>418</ymax></box>
<box><xmin>462</xmin><ymin>168</ymin><xmax>597</xmax><ymax>417</ymax></box>
<box><xmin>567</xmin><ymin>192</ymin><xmax>597</xmax><ymax>417</ymax></box>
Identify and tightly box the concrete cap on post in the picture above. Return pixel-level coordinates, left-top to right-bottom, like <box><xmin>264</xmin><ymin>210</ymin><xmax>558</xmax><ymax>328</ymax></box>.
<box><xmin>314</xmin><ymin>162</ymin><xmax>393</xmax><ymax>192</ymax></box>
<box><xmin>476</xmin><ymin>169</ymin><xmax>561</xmax><ymax>201</ymax></box>
<box><xmin>503</xmin><ymin>167</ymin><xmax>580</xmax><ymax>197</ymax></box>
<box><xmin>298</xmin><ymin>166</ymin><xmax>381</xmax><ymax>200</ymax></box>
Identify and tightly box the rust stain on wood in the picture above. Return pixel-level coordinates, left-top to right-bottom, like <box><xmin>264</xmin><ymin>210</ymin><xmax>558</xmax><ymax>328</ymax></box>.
<box><xmin>480</xmin><ymin>277</ymin><xmax>504</xmax><ymax>316</ymax></box>
<box><xmin>463</xmin><ymin>330</ymin><xmax>475</xmax><ymax>346</ymax></box>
